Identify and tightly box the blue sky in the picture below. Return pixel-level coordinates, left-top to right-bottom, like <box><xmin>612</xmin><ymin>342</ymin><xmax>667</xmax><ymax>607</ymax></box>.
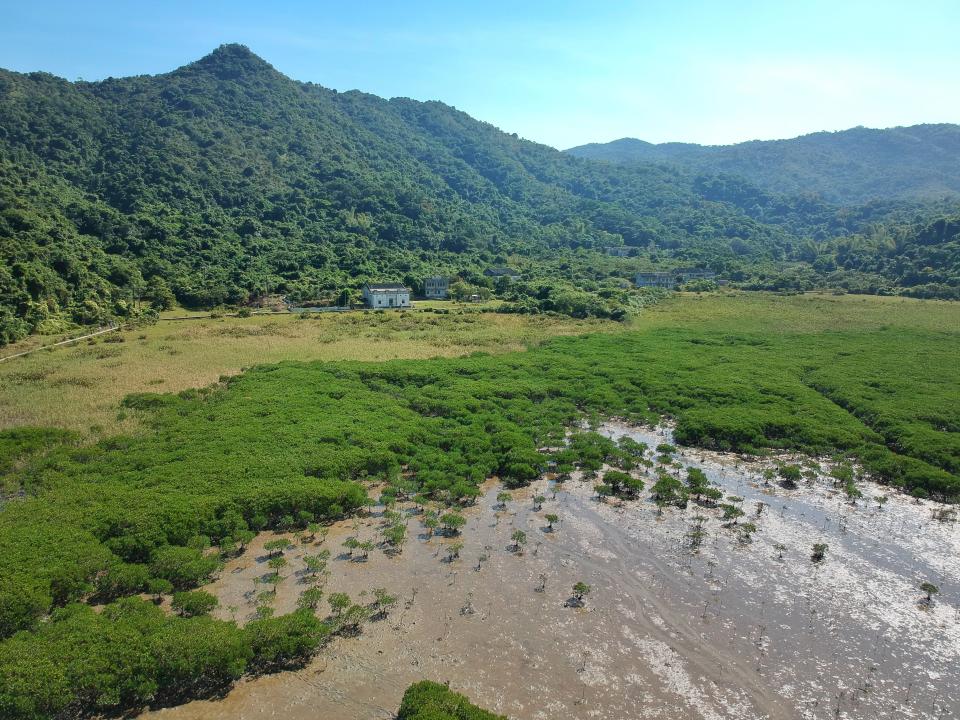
<box><xmin>2</xmin><ymin>1</ymin><xmax>958</xmax><ymax>149</ymax></box>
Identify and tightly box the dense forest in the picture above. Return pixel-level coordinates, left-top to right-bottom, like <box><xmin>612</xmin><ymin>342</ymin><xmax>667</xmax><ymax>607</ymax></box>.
<box><xmin>1</xmin><ymin>44</ymin><xmax>959</xmax><ymax>344</ymax></box>
<box><xmin>566</xmin><ymin>124</ymin><xmax>960</xmax><ymax>204</ymax></box>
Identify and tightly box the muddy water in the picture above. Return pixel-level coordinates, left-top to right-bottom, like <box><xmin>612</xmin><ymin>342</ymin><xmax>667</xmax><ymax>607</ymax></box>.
<box><xmin>141</xmin><ymin>424</ymin><xmax>958</xmax><ymax>720</ymax></box>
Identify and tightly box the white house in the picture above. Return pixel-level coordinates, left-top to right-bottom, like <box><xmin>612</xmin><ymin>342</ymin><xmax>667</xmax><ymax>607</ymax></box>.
<box><xmin>635</xmin><ymin>272</ymin><xmax>676</xmax><ymax>288</ymax></box>
<box><xmin>362</xmin><ymin>283</ymin><xmax>411</xmax><ymax>309</ymax></box>
<box><xmin>423</xmin><ymin>276</ymin><xmax>449</xmax><ymax>299</ymax></box>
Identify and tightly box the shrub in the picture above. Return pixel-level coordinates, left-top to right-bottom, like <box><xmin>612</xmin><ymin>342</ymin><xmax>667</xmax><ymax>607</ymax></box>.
<box><xmin>171</xmin><ymin>590</ymin><xmax>219</xmax><ymax>617</ymax></box>
<box><xmin>398</xmin><ymin>680</ymin><xmax>507</xmax><ymax>720</ymax></box>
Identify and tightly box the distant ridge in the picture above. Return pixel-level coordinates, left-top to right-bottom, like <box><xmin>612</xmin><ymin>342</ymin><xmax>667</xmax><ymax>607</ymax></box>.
<box><xmin>566</xmin><ymin>124</ymin><xmax>960</xmax><ymax>204</ymax></box>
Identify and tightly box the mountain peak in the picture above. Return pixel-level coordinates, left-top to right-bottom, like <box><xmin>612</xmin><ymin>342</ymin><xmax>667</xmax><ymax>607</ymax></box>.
<box><xmin>184</xmin><ymin>43</ymin><xmax>277</xmax><ymax>80</ymax></box>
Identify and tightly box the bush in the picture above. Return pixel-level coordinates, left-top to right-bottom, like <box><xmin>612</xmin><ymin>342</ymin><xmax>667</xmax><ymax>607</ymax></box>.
<box><xmin>398</xmin><ymin>680</ymin><xmax>507</xmax><ymax>720</ymax></box>
<box><xmin>149</xmin><ymin>546</ymin><xmax>219</xmax><ymax>590</ymax></box>
<box><xmin>171</xmin><ymin>590</ymin><xmax>218</xmax><ymax>617</ymax></box>
<box><xmin>245</xmin><ymin>610</ymin><xmax>330</xmax><ymax>670</ymax></box>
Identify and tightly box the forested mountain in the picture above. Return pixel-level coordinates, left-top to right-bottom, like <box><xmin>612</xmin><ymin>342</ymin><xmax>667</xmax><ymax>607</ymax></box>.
<box><xmin>1</xmin><ymin>44</ymin><xmax>958</xmax><ymax>343</ymax></box>
<box><xmin>566</xmin><ymin>124</ymin><xmax>960</xmax><ymax>204</ymax></box>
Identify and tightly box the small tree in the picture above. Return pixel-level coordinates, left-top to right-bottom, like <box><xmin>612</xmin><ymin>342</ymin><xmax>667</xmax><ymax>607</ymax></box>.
<box><xmin>811</xmin><ymin>543</ymin><xmax>828</xmax><ymax>563</ymax></box>
<box><xmin>594</xmin><ymin>483</ymin><xmax>613</xmax><ymax>502</ymax></box>
<box><xmin>236</xmin><ymin>529</ymin><xmax>256</xmax><ymax>551</ymax></box>
<box><xmin>372</xmin><ymin>588</ymin><xmax>398</xmax><ymax>619</ymax></box>
<box><xmin>651</xmin><ymin>474</ymin><xmax>688</xmax><ymax>511</ymax></box>
<box><xmin>171</xmin><ymin>590</ymin><xmax>219</xmax><ymax>617</ymax></box>
<box><xmin>511</xmin><ymin>529</ymin><xmax>527</xmax><ymax>553</ymax></box>
<box><xmin>264</xmin><ymin>538</ymin><xmax>292</xmax><ymax>557</ymax></box>
<box><xmin>622</xmin><ymin>476</ymin><xmax>645</xmax><ymax>499</ymax></box>
<box><xmin>304</xmin><ymin>552</ymin><xmax>329</xmax><ymax>577</ymax></box>
<box><xmin>423</xmin><ymin>512</ymin><xmax>440</xmax><ymax>538</ymax></box>
<box><xmin>440</xmin><ymin>512</ymin><xmax>466</xmax><ymax>536</ymax></box>
<box><xmin>219</xmin><ymin>536</ymin><xmax>238</xmax><ymax>558</ymax></box>
<box><xmin>383</xmin><ymin>523</ymin><xmax>407</xmax><ymax>553</ymax></box>
<box><xmin>773</xmin><ymin>542</ymin><xmax>787</xmax><ymax>561</ymax></box>
<box><xmin>572</xmin><ymin>581</ymin><xmax>591</xmax><ymax>606</ymax></box>
<box><xmin>736</xmin><ymin>522</ymin><xmax>757</xmax><ymax>544</ymax></box>
<box><xmin>496</xmin><ymin>491</ymin><xmax>512</xmax><ymax>509</ymax></box>
<box><xmin>339</xmin><ymin>604</ymin><xmax>371</xmax><ymax>635</ymax></box>
<box><xmin>358</xmin><ymin>540</ymin><xmax>375</xmax><ymax>560</ymax></box>
<box><xmin>342</xmin><ymin>536</ymin><xmax>359</xmax><ymax>557</ymax></box>
<box><xmin>328</xmin><ymin>592</ymin><xmax>350</xmax><ymax>617</ymax></box>
<box><xmin>533</xmin><ymin>495</ymin><xmax>546</xmax><ymax>511</ymax></box>
<box><xmin>720</xmin><ymin>503</ymin><xmax>745</xmax><ymax>526</ymax></box>
<box><xmin>544</xmin><ymin>513</ymin><xmax>559</xmax><ymax>531</ymax></box>
<box><xmin>876</xmin><ymin>496</ymin><xmax>888</xmax><ymax>511</ymax></box>
<box><xmin>685</xmin><ymin>467</ymin><xmax>710</xmax><ymax>501</ymax></box>
<box><xmin>446</xmin><ymin>540</ymin><xmax>464</xmax><ymax>562</ymax></box>
<box><xmin>147</xmin><ymin>577</ymin><xmax>173</xmax><ymax>603</ymax></box>
<box><xmin>920</xmin><ymin>582</ymin><xmax>940</xmax><ymax>604</ymax></box>
<box><xmin>297</xmin><ymin>586</ymin><xmax>324</xmax><ymax>610</ymax></box>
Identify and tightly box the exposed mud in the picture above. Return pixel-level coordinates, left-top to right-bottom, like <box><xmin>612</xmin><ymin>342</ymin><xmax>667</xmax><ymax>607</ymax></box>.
<box><xmin>141</xmin><ymin>423</ymin><xmax>958</xmax><ymax>720</ymax></box>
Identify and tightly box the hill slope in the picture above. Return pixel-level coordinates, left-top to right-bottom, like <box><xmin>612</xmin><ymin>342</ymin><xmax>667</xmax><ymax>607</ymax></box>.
<box><xmin>566</xmin><ymin>124</ymin><xmax>960</xmax><ymax>204</ymax></box>
<box><xmin>0</xmin><ymin>45</ymin><xmax>958</xmax><ymax>343</ymax></box>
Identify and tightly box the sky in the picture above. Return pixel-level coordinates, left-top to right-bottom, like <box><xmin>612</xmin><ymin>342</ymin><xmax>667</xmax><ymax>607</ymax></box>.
<box><xmin>1</xmin><ymin>1</ymin><xmax>958</xmax><ymax>149</ymax></box>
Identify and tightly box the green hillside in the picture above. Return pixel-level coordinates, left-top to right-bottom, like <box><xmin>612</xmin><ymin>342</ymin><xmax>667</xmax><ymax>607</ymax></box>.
<box><xmin>1</xmin><ymin>45</ymin><xmax>958</xmax><ymax>345</ymax></box>
<box><xmin>566</xmin><ymin>124</ymin><xmax>960</xmax><ymax>204</ymax></box>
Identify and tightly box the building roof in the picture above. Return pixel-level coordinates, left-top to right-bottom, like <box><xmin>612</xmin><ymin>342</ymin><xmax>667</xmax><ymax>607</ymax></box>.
<box><xmin>364</xmin><ymin>283</ymin><xmax>409</xmax><ymax>292</ymax></box>
<box><xmin>484</xmin><ymin>267</ymin><xmax>520</xmax><ymax>277</ymax></box>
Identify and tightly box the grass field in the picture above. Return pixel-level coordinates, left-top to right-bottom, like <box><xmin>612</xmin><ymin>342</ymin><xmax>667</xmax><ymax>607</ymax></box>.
<box><xmin>0</xmin><ymin>308</ymin><xmax>618</xmax><ymax>433</ymax></box>
<box><xmin>3</xmin><ymin>292</ymin><xmax>956</xmax><ymax>435</ymax></box>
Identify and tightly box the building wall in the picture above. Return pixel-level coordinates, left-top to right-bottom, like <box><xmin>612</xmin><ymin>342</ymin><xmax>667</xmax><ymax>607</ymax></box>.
<box><xmin>635</xmin><ymin>273</ymin><xmax>675</xmax><ymax>288</ymax></box>
<box><xmin>424</xmin><ymin>277</ymin><xmax>449</xmax><ymax>299</ymax></box>
<box><xmin>363</xmin><ymin>290</ymin><xmax>410</xmax><ymax>308</ymax></box>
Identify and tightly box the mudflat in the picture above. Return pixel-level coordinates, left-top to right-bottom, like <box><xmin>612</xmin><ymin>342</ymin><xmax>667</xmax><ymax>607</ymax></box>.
<box><xmin>142</xmin><ymin>423</ymin><xmax>958</xmax><ymax>720</ymax></box>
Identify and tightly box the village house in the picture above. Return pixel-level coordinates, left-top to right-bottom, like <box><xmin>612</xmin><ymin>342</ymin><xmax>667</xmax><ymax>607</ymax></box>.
<box><xmin>634</xmin><ymin>272</ymin><xmax>676</xmax><ymax>288</ymax></box>
<box><xmin>635</xmin><ymin>268</ymin><xmax>716</xmax><ymax>288</ymax></box>
<box><xmin>675</xmin><ymin>268</ymin><xmax>717</xmax><ymax>283</ymax></box>
<box><xmin>423</xmin><ymin>276</ymin><xmax>449</xmax><ymax>299</ymax></box>
<box><xmin>484</xmin><ymin>267</ymin><xmax>521</xmax><ymax>281</ymax></box>
<box><xmin>361</xmin><ymin>283</ymin><xmax>411</xmax><ymax>309</ymax></box>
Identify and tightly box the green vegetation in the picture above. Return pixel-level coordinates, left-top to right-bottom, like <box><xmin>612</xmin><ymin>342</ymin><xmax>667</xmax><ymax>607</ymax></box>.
<box><xmin>171</xmin><ymin>590</ymin><xmax>218</xmax><ymax>618</ymax></box>
<box><xmin>0</xmin><ymin>600</ymin><xmax>328</xmax><ymax>720</ymax></box>
<box><xmin>0</xmin><ymin>293</ymin><xmax>957</xmax><ymax>716</ymax></box>
<box><xmin>920</xmin><ymin>582</ymin><xmax>940</xmax><ymax>604</ymax></box>
<box><xmin>2</xmin><ymin>45</ymin><xmax>959</xmax><ymax>345</ymax></box>
<box><xmin>0</xmin><ymin>309</ymin><xmax>617</xmax><ymax>433</ymax></box>
<box><xmin>567</xmin><ymin>124</ymin><xmax>960</xmax><ymax>204</ymax></box>
<box><xmin>398</xmin><ymin>680</ymin><xmax>506</xmax><ymax>720</ymax></box>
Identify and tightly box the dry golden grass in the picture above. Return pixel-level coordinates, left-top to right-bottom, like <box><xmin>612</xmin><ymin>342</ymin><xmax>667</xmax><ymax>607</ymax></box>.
<box><xmin>0</xmin><ymin>309</ymin><xmax>619</xmax><ymax>433</ymax></box>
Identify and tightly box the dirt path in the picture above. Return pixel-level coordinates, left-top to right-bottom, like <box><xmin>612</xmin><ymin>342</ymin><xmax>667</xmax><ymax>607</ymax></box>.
<box><xmin>141</xmin><ymin>424</ymin><xmax>958</xmax><ymax>720</ymax></box>
<box><xmin>0</xmin><ymin>325</ymin><xmax>120</xmax><ymax>363</ymax></box>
